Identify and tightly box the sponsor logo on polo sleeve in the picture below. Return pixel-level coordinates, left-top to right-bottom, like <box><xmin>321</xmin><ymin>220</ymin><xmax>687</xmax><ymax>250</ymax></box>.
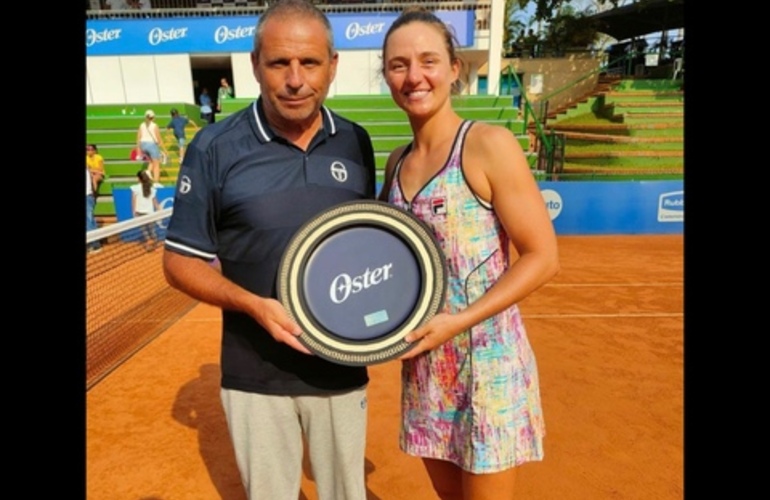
<box><xmin>179</xmin><ymin>175</ymin><xmax>192</xmax><ymax>195</ymax></box>
<box><xmin>330</xmin><ymin>161</ymin><xmax>348</xmax><ymax>183</ymax></box>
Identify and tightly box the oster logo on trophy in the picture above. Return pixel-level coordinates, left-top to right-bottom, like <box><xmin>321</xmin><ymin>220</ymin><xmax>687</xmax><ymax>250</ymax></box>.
<box><xmin>277</xmin><ymin>200</ymin><xmax>447</xmax><ymax>366</ymax></box>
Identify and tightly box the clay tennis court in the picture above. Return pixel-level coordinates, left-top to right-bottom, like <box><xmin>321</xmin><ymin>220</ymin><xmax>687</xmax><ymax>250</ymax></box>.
<box><xmin>86</xmin><ymin>234</ymin><xmax>683</xmax><ymax>500</ymax></box>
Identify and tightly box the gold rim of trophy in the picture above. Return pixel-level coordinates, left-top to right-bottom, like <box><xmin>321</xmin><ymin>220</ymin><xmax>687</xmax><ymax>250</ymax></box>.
<box><xmin>277</xmin><ymin>200</ymin><xmax>447</xmax><ymax>366</ymax></box>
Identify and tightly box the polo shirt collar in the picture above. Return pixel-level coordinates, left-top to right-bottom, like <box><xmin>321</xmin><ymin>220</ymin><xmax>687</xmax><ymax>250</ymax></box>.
<box><xmin>251</xmin><ymin>97</ymin><xmax>337</xmax><ymax>144</ymax></box>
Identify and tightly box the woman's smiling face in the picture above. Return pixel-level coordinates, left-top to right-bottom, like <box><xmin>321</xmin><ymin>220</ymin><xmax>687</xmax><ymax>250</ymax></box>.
<box><xmin>383</xmin><ymin>21</ymin><xmax>459</xmax><ymax>118</ymax></box>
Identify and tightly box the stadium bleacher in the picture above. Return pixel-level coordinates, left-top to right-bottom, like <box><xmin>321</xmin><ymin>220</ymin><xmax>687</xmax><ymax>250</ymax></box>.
<box><xmin>87</xmin><ymin>94</ymin><xmax>529</xmax><ymax>221</ymax></box>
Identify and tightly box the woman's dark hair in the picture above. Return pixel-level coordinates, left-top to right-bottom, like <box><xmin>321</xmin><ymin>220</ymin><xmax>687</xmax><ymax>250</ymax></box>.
<box><xmin>87</xmin><ymin>144</ymin><xmax>98</xmax><ymax>153</ymax></box>
<box><xmin>137</xmin><ymin>170</ymin><xmax>153</xmax><ymax>198</ymax></box>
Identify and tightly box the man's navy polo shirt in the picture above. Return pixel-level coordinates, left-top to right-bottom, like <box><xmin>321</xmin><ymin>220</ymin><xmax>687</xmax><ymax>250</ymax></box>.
<box><xmin>165</xmin><ymin>98</ymin><xmax>376</xmax><ymax>395</ymax></box>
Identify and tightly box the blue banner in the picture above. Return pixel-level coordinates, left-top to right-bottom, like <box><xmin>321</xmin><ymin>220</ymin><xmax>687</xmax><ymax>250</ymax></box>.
<box><xmin>112</xmin><ymin>186</ymin><xmax>175</xmax><ymax>242</ymax></box>
<box><xmin>114</xmin><ymin>181</ymin><xmax>683</xmax><ymax>235</ymax></box>
<box><xmin>86</xmin><ymin>11</ymin><xmax>474</xmax><ymax>55</ymax></box>
<box><xmin>539</xmin><ymin>180</ymin><xmax>683</xmax><ymax>235</ymax></box>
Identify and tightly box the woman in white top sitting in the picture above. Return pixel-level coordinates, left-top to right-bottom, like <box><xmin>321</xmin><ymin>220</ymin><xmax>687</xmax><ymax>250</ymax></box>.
<box><xmin>131</xmin><ymin>169</ymin><xmax>162</xmax><ymax>251</ymax></box>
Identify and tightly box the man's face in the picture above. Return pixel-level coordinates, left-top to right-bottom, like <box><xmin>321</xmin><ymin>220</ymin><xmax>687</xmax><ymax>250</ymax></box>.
<box><xmin>251</xmin><ymin>15</ymin><xmax>337</xmax><ymax>133</ymax></box>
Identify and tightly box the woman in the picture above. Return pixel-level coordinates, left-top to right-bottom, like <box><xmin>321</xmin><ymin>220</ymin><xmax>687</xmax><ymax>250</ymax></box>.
<box><xmin>377</xmin><ymin>7</ymin><xmax>560</xmax><ymax>499</ymax></box>
<box><xmin>131</xmin><ymin>169</ymin><xmax>162</xmax><ymax>251</ymax></box>
<box><xmin>86</xmin><ymin>144</ymin><xmax>105</xmax><ymax>199</ymax></box>
<box><xmin>135</xmin><ymin>109</ymin><xmax>167</xmax><ymax>184</ymax></box>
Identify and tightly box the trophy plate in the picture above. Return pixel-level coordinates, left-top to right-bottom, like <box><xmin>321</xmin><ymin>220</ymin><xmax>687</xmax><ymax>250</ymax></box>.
<box><xmin>277</xmin><ymin>200</ymin><xmax>446</xmax><ymax>366</ymax></box>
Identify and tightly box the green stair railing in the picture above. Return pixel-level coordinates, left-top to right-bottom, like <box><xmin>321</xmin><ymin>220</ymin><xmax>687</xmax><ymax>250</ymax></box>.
<box><xmin>502</xmin><ymin>64</ymin><xmax>555</xmax><ymax>174</ymax></box>
<box><xmin>501</xmin><ymin>51</ymin><xmax>647</xmax><ymax>176</ymax></box>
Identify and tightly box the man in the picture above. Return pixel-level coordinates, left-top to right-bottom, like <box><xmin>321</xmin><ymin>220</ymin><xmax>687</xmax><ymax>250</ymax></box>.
<box><xmin>216</xmin><ymin>76</ymin><xmax>233</xmax><ymax>113</ymax></box>
<box><xmin>198</xmin><ymin>87</ymin><xmax>214</xmax><ymax>124</ymax></box>
<box><xmin>162</xmin><ymin>1</ymin><xmax>376</xmax><ymax>499</ymax></box>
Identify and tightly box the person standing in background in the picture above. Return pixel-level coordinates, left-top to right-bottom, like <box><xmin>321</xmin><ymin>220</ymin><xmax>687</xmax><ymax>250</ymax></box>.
<box><xmin>524</xmin><ymin>28</ymin><xmax>539</xmax><ymax>58</ymax></box>
<box><xmin>199</xmin><ymin>87</ymin><xmax>214</xmax><ymax>124</ymax></box>
<box><xmin>378</xmin><ymin>7</ymin><xmax>560</xmax><ymax>499</ymax></box>
<box><xmin>162</xmin><ymin>1</ymin><xmax>376</xmax><ymax>498</ymax></box>
<box><xmin>165</xmin><ymin>108</ymin><xmax>200</xmax><ymax>163</ymax></box>
<box><xmin>135</xmin><ymin>109</ymin><xmax>167</xmax><ymax>184</ymax></box>
<box><xmin>127</xmin><ymin>0</ymin><xmax>151</xmax><ymax>9</ymax></box>
<box><xmin>216</xmin><ymin>77</ymin><xmax>234</xmax><ymax>114</ymax></box>
<box><xmin>86</xmin><ymin>166</ymin><xmax>102</xmax><ymax>254</ymax></box>
<box><xmin>102</xmin><ymin>0</ymin><xmax>129</xmax><ymax>10</ymax></box>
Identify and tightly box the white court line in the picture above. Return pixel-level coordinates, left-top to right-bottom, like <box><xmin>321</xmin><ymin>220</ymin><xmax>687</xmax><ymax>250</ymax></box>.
<box><xmin>545</xmin><ymin>282</ymin><xmax>682</xmax><ymax>287</ymax></box>
<box><xmin>525</xmin><ymin>312</ymin><xmax>683</xmax><ymax>319</ymax></box>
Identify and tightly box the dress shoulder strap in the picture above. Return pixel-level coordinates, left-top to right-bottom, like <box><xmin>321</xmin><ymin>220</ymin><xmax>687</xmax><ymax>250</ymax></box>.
<box><xmin>448</xmin><ymin>120</ymin><xmax>475</xmax><ymax>165</ymax></box>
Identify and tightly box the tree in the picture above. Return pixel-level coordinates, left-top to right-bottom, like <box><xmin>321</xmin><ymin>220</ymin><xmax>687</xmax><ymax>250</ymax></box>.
<box><xmin>575</xmin><ymin>0</ymin><xmax>617</xmax><ymax>50</ymax></box>
<box><xmin>531</xmin><ymin>0</ymin><xmax>620</xmax><ymax>23</ymax></box>
<box><xmin>502</xmin><ymin>0</ymin><xmax>628</xmax><ymax>57</ymax></box>
<box><xmin>503</xmin><ymin>0</ymin><xmax>534</xmax><ymax>56</ymax></box>
<box><xmin>542</xmin><ymin>4</ymin><xmax>603</xmax><ymax>54</ymax></box>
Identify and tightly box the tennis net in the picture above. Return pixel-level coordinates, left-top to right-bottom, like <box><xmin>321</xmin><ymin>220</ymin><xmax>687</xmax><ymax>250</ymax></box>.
<box><xmin>86</xmin><ymin>208</ymin><xmax>197</xmax><ymax>390</ymax></box>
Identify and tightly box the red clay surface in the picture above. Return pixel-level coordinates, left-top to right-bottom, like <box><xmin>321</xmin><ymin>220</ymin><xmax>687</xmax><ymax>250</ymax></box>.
<box><xmin>86</xmin><ymin>234</ymin><xmax>684</xmax><ymax>500</ymax></box>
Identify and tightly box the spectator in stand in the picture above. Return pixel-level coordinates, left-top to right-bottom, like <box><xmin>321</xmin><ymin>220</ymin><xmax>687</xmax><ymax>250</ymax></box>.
<box><xmin>652</xmin><ymin>36</ymin><xmax>669</xmax><ymax>61</ymax></box>
<box><xmin>131</xmin><ymin>169</ymin><xmax>162</xmax><ymax>251</ymax></box>
<box><xmin>216</xmin><ymin>77</ymin><xmax>234</xmax><ymax>114</ymax></box>
<box><xmin>86</xmin><ymin>144</ymin><xmax>105</xmax><ymax>200</ymax></box>
<box><xmin>199</xmin><ymin>87</ymin><xmax>214</xmax><ymax>124</ymax></box>
<box><xmin>670</xmin><ymin>39</ymin><xmax>684</xmax><ymax>60</ymax></box>
<box><xmin>524</xmin><ymin>28</ymin><xmax>539</xmax><ymax>58</ymax></box>
<box><xmin>510</xmin><ymin>30</ymin><xmax>525</xmax><ymax>58</ymax></box>
<box><xmin>86</xmin><ymin>166</ymin><xmax>102</xmax><ymax>254</ymax></box>
<box><xmin>628</xmin><ymin>38</ymin><xmax>649</xmax><ymax>72</ymax></box>
<box><xmin>165</xmin><ymin>108</ymin><xmax>200</xmax><ymax>163</ymax></box>
<box><xmin>127</xmin><ymin>0</ymin><xmax>151</xmax><ymax>9</ymax></box>
<box><xmin>102</xmin><ymin>0</ymin><xmax>130</xmax><ymax>10</ymax></box>
<box><xmin>135</xmin><ymin>109</ymin><xmax>167</xmax><ymax>184</ymax></box>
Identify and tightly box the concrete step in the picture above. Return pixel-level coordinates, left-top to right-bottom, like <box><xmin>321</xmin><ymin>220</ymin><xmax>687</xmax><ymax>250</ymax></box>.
<box><xmin>560</xmin><ymin>131</ymin><xmax>683</xmax><ymax>143</ymax></box>
<box><xmin>543</xmin><ymin>122</ymin><xmax>683</xmax><ymax>132</ymax></box>
<box><xmin>613</xmin><ymin>101</ymin><xmax>684</xmax><ymax>108</ymax></box>
<box><xmin>623</xmin><ymin>111</ymin><xmax>684</xmax><ymax>119</ymax></box>
<box><xmin>565</xmin><ymin>150</ymin><xmax>683</xmax><ymax>159</ymax></box>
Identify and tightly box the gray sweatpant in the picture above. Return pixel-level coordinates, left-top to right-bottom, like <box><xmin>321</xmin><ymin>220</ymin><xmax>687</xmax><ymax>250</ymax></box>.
<box><xmin>220</xmin><ymin>386</ymin><xmax>368</xmax><ymax>500</ymax></box>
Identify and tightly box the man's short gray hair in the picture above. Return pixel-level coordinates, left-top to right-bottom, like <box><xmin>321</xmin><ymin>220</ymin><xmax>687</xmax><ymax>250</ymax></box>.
<box><xmin>253</xmin><ymin>0</ymin><xmax>335</xmax><ymax>58</ymax></box>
